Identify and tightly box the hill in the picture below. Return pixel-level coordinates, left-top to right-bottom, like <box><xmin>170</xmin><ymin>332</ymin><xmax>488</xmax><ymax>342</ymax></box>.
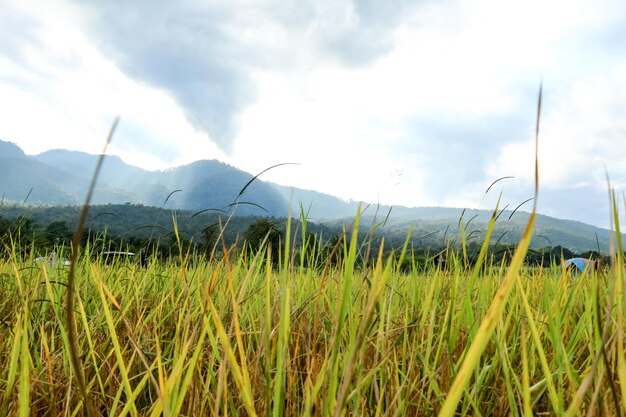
<box><xmin>2</xmin><ymin>143</ymin><xmax>287</xmax><ymax>216</ymax></box>
<box><xmin>0</xmin><ymin>140</ymin><xmax>622</xmax><ymax>252</ymax></box>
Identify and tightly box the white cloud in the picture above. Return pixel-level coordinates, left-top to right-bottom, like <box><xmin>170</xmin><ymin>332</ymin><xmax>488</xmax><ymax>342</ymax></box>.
<box><xmin>0</xmin><ymin>0</ymin><xmax>227</xmax><ymax>168</ymax></box>
<box><xmin>231</xmin><ymin>68</ymin><xmax>430</xmax><ymax>205</ymax></box>
<box><xmin>490</xmin><ymin>65</ymin><xmax>626</xmax><ymax>189</ymax></box>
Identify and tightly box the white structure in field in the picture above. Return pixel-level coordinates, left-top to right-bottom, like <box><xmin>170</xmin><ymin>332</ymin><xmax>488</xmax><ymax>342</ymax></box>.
<box><xmin>34</xmin><ymin>251</ymin><xmax>71</xmax><ymax>267</ymax></box>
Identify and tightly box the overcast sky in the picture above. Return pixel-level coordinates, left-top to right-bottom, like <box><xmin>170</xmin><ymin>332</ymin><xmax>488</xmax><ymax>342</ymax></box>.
<box><xmin>1</xmin><ymin>0</ymin><xmax>625</xmax><ymax>228</ymax></box>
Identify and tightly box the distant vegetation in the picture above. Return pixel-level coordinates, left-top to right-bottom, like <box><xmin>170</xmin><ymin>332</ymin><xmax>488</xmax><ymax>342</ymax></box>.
<box><xmin>0</xmin><ymin>203</ymin><xmax>613</xmax><ymax>269</ymax></box>
<box><xmin>1</xmin><ymin>139</ymin><xmax>622</xmax><ymax>255</ymax></box>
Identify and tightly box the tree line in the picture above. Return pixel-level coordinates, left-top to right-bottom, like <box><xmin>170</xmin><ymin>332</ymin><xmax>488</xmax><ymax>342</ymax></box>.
<box><xmin>0</xmin><ymin>212</ymin><xmax>612</xmax><ymax>271</ymax></box>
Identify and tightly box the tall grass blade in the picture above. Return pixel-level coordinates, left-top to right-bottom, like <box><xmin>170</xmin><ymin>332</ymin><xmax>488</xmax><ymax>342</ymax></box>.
<box><xmin>66</xmin><ymin>117</ymin><xmax>118</xmax><ymax>410</ymax></box>
<box><xmin>18</xmin><ymin>309</ymin><xmax>30</xmax><ymax>417</ymax></box>
<box><xmin>272</xmin><ymin>274</ymin><xmax>291</xmax><ymax>417</ymax></box>
<box><xmin>612</xmin><ymin>190</ymin><xmax>626</xmax><ymax>414</ymax></box>
<box><xmin>206</xmin><ymin>297</ymin><xmax>258</xmax><ymax>417</ymax></box>
<box><xmin>509</xmin><ymin>197</ymin><xmax>534</xmax><ymax>220</ymax></box>
<box><xmin>237</xmin><ymin>163</ymin><xmax>299</xmax><ymax>199</ymax></box>
<box><xmin>163</xmin><ymin>189</ymin><xmax>182</xmax><ymax>205</ymax></box>
<box><xmin>94</xmin><ymin>268</ymin><xmax>139</xmax><ymax>416</ymax></box>
<box><xmin>438</xmin><ymin>82</ymin><xmax>542</xmax><ymax>417</ymax></box>
<box><xmin>520</xmin><ymin>320</ymin><xmax>532</xmax><ymax>417</ymax></box>
<box><xmin>334</xmin><ymin>244</ymin><xmax>392</xmax><ymax>417</ymax></box>
<box><xmin>325</xmin><ymin>204</ymin><xmax>361</xmax><ymax>414</ymax></box>
<box><xmin>516</xmin><ymin>277</ymin><xmax>561</xmax><ymax>412</ymax></box>
<box><xmin>484</xmin><ymin>176</ymin><xmax>514</xmax><ymax>195</ymax></box>
<box><xmin>3</xmin><ymin>314</ymin><xmax>22</xmax><ymax>409</ymax></box>
<box><xmin>472</xmin><ymin>192</ymin><xmax>501</xmax><ymax>279</ymax></box>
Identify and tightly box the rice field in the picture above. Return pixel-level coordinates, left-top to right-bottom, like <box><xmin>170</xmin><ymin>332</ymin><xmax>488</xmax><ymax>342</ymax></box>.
<box><xmin>1</xmin><ymin>102</ymin><xmax>625</xmax><ymax>415</ymax></box>
<box><xmin>0</xmin><ymin>208</ymin><xmax>625</xmax><ymax>417</ymax></box>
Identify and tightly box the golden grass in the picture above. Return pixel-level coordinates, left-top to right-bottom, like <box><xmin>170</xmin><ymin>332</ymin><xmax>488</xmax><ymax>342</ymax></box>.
<box><xmin>0</xmin><ymin>237</ymin><xmax>624</xmax><ymax>416</ymax></box>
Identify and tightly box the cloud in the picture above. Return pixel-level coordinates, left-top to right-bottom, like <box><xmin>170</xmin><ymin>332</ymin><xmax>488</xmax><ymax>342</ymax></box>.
<box><xmin>486</xmin><ymin>65</ymin><xmax>626</xmax><ymax>226</ymax></box>
<box><xmin>0</xmin><ymin>4</ymin><xmax>51</xmax><ymax>72</ymax></box>
<box><xmin>312</xmin><ymin>0</ymin><xmax>420</xmax><ymax>66</ymax></box>
<box><xmin>492</xmin><ymin>67</ymin><xmax>626</xmax><ymax>185</ymax></box>
<box><xmin>73</xmin><ymin>1</ymin><xmax>255</xmax><ymax>153</ymax></box>
<box><xmin>539</xmin><ymin>185</ymin><xmax>612</xmax><ymax>227</ymax></box>
<box><xmin>402</xmin><ymin>112</ymin><xmax>532</xmax><ymax>189</ymax></box>
<box><xmin>0</xmin><ymin>1</ymin><xmax>231</xmax><ymax>165</ymax></box>
<box><xmin>69</xmin><ymin>0</ymin><xmax>427</xmax><ymax>153</ymax></box>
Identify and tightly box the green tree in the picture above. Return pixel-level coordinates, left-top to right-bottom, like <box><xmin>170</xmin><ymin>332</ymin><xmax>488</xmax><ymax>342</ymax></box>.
<box><xmin>244</xmin><ymin>218</ymin><xmax>282</xmax><ymax>265</ymax></box>
<box><xmin>203</xmin><ymin>223</ymin><xmax>220</xmax><ymax>258</ymax></box>
<box><xmin>0</xmin><ymin>216</ymin><xmax>12</xmax><ymax>258</ymax></box>
<box><xmin>550</xmin><ymin>245</ymin><xmax>574</xmax><ymax>262</ymax></box>
<box><xmin>43</xmin><ymin>221</ymin><xmax>73</xmax><ymax>248</ymax></box>
<box><xmin>320</xmin><ymin>234</ymin><xmax>344</xmax><ymax>269</ymax></box>
<box><xmin>14</xmin><ymin>216</ymin><xmax>38</xmax><ymax>257</ymax></box>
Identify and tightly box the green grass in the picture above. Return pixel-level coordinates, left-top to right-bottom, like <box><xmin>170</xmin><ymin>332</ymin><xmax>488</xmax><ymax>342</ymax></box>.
<box><xmin>0</xmin><ymin>223</ymin><xmax>625</xmax><ymax>416</ymax></box>
<box><xmin>1</xmin><ymin>95</ymin><xmax>624</xmax><ymax>414</ymax></box>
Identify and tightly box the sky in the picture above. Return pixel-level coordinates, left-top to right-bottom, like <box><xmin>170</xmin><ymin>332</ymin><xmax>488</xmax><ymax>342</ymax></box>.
<box><xmin>1</xmin><ymin>0</ymin><xmax>626</xmax><ymax>228</ymax></box>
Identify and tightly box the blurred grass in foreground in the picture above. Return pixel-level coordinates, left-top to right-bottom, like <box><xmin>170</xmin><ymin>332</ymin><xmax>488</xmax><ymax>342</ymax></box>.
<box><xmin>0</xmin><ymin>214</ymin><xmax>624</xmax><ymax>416</ymax></box>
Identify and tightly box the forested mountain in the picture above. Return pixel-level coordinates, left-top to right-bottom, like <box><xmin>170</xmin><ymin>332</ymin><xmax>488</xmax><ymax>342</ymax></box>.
<box><xmin>328</xmin><ymin>209</ymin><xmax>615</xmax><ymax>253</ymax></box>
<box><xmin>0</xmin><ymin>141</ymin><xmax>27</xmax><ymax>159</ymax></box>
<box><xmin>33</xmin><ymin>152</ymin><xmax>288</xmax><ymax>214</ymax></box>
<box><xmin>0</xmin><ymin>140</ymin><xmax>622</xmax><ymax>252</ymax></box>
<box><xmin>152</xmin><ymin>160</ymin><xmax>288</xmax><ymax>214</ymax></box>
<box><xmin>2</xmin><ymin>141</ymin><xmax>286</xmax><ymax>216</ymax></box>
<box><xmin>0</xmin><ymin>152</ymin><xmax>136</xmax><ymax>205</ymax></box>
<box><xmin>270</xmin><ymin>183</ymin><xmax>360</xmax><ymax>219</ymax></box>
<box><xmin>34</xmin><ymin>149</ymin><xmax>150</xmax><ymax>190</ymax></box>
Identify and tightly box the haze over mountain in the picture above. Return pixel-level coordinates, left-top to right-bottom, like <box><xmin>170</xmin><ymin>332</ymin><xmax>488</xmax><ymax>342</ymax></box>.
<box><xmin>0</xmin><ymin>140</ymin><xmax>622</xmax><ymax>252</ymax></box>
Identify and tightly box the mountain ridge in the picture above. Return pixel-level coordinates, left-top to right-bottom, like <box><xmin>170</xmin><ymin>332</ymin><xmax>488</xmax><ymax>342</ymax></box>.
<box><xmin>0</xmin><ymin>140</ymin><xmax>621</xmax><ymax>252</ymax></box>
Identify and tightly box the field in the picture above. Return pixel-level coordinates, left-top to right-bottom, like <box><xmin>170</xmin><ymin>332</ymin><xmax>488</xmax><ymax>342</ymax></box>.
<box><xmin>1</xmin><ymin>208</ymin><xmax>625</xmax><ymax>417</ymax></box>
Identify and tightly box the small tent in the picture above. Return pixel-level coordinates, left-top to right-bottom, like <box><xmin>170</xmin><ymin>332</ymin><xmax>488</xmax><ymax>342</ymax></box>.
<box><xmin>563</xmin><ymin>257</ymin><xmax>594</xmax><ymax>273</ymax></box>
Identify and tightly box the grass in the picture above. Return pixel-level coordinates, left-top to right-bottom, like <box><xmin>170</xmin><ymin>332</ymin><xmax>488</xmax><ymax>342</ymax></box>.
<box><xmin>0</xmin><ymin>221</ymin><xmax>625</xmax><ymax>416</ymax></box>
<box><xmin>1</xmin><ymin>90</ymin><xmax>624</xmax><ymax>416</ymax></box>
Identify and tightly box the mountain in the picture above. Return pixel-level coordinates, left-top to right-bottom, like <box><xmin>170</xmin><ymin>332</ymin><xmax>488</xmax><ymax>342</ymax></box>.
<box><xmin>0</xmin><ymin>140</ymin><xmax>622</xmax><ymax>252</ymax></box>
<box><xmin>150</xmin><ymin>160</ymin><xmax>288</xmax><ymax>214</ymax></box>
<box><xmin>34</xmin><ymin>149</ymin><xmax>150</xmax><ymax>189</ymax></box>
<box><xmin>0</xmin><ymin>149</ymin><xmax>137</xmax><ymax>205</ymax></box>
<box><xmin>0</xmin><ymin>140</ymin><xmax>27</xmax><ymax>159</ymax></box>
<box><xmin>270</xmin><ymin>183</ymin><xmax>360</xmax><ymax>219</ymax></box>
<box><xmin>2</xmin><ymin>142</ymin><xmax>287</xmax><ymax>216</ymax></box>
<box><xmin>34</xmin><ymin>149</ymin><xmax>168</xmax><ymax>207</ymax></box>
